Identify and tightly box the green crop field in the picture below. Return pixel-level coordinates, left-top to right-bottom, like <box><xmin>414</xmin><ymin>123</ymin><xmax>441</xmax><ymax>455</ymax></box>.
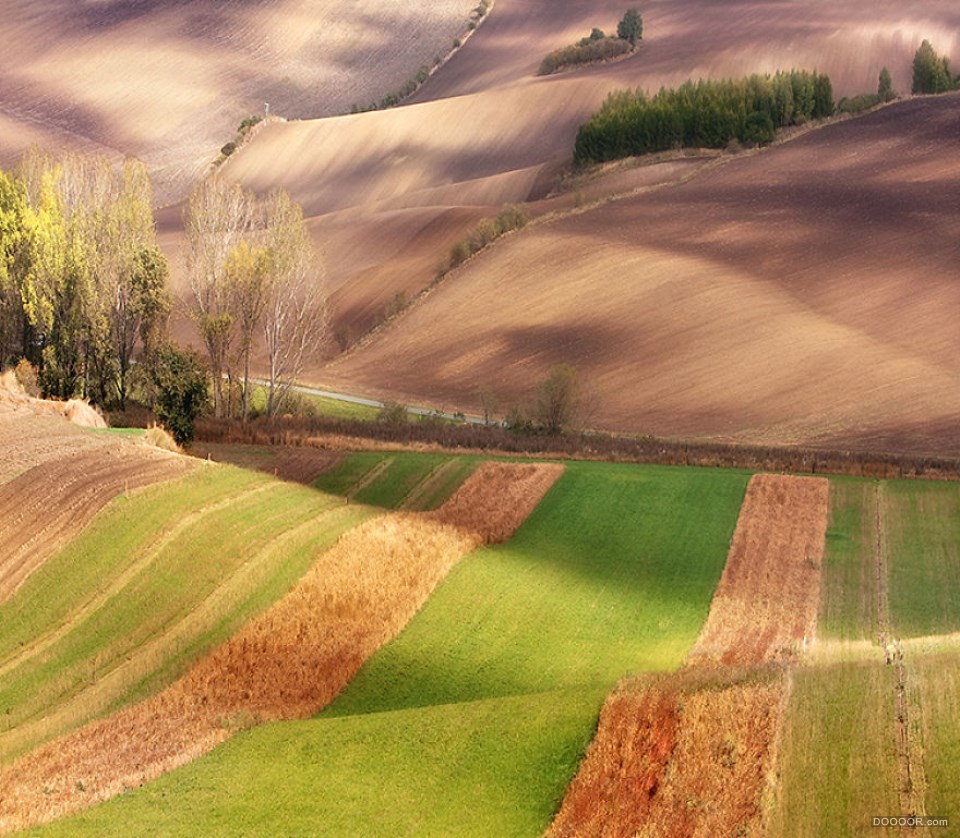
<box><xmin>314</xmin><ymin>451</ymin><xmax>477</xmax><ymax>509</ymax></box>
<box><xmin>0</xmin><ymin>465</ymin><xmax>370</xmax><ymax>761</ymax></box>
<box><xmin>16</xmin><ymin>459</ymin><xmax>960</xmax><ymax>836</ymax></box>
<box><xmin>35</xmin><ymin>461</ymin><xmax>749</xmax><ymax>835</ymax></box>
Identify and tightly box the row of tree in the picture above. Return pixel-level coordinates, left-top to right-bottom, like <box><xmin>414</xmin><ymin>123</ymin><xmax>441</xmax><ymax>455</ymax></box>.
<box><xmin>574</xmin><ymin>70</ymin><xmax>834</xmax><ymax>164</ymax></box>
<box><xmin>183</xmin><ymin>176</ymin><xmax>326</xmax><ymax>421</ymax></box>
<box><xmin>0</xmin><ymin>150</ymin><xmax>326</xmax><ymax>430</ymax></box>
<box><xmin>912</xmin><ymin>40</ymin><xmax>955</xmax><ymax>94</ymax></box>
<box><xmin>0</xmin><ymin>151</ymin><xmax>169</xmax><ymax>408</ymax></box>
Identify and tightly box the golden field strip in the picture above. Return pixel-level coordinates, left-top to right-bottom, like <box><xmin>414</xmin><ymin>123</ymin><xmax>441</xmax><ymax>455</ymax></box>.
<box><xmin>0</xmin><ymin>462</ymin><xmax>561</xmax><ymax>833</ymax></box>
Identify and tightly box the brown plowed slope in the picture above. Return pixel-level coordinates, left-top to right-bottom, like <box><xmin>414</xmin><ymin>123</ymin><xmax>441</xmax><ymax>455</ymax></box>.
<box><xmin>0</xmin><ymin>0</ymin><xmax>476</xmax><ymax>201</ymax></box>
<box><xmin>0</xmin><ymin>461</ymin><xmax>560</xmax><ymax>833</ymax></box>
<box><xmin>321</xmin><ymin>94</ymin><xmax>960</xmax><ymax>452</ymax></box>
<box><xmin>201</xmin><ymin>0</ymin><xmax>960</xmax><ymax>362</ymax></box>
<box><xmin>690</xmin><ymin>474</ymin><xmax>829</xmax><ymax>667</ymax></box>
<box><xmin>0</xmin><ymin>443</ymin><xmax>193</xmax><ymax>602</ymax></box>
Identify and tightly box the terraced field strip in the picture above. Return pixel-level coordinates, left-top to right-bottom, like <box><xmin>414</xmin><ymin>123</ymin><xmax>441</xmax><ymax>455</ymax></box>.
<box><xmin>316</xmin><ymin>451</ymin><xmax>478</xmax><ymax>510</ymax></box>
<box><xmin>31</xmin><ymin>461</ymin><xmax>749</xmax><ymax>836</ymax></box>
<box><xmin>0</xmin><ymin>468</ymin><xmax>264</xmax><ymax>666</ymax></box>
<box><xmin>549</xmin><ymin>474</ymin><xmax>829</xmax><ymax>838</ymax></box>
<box><xmin>0</xmin><ymin>480</ymin><xmax>277</xmax><ymax>680</ymax></box>
<box><xmin>0</xmin><ymin>478</ymin><xmax>344</xmax><ymax>756</ymax></box>
<box><xmin>0</xmin><ymin>462</ymin><xmax>560</xmax><ymax>833</ymax></box>
<box><xmin>0</xmin><ymin>445</ymin><xmax>193</xmax><ymax>601</ymax></box>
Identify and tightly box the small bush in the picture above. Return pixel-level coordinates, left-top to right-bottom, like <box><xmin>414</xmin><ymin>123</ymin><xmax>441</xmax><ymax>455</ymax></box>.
<box><xmin>539</xmin><ymin>36</ymin><xmax>632</xmax><ymax>76</ymax></box>
<box><xmin>14</xmin><ymin>358</ymin><xmax>40</xmax><ymax>397</ymax></box>
<box><xmin>837</xmin><ymin>93</ymin><xmax>881</xmax><ymax>114</ymax></box>
<box><xmin>220</xmin><ymin>142</ymin><xmax>237</xmax><ymax>157</ymax></box>
<box><xmin>447</xmin><ymin>204</ymin><xmax>528</xmax><ymax>270</ymax></box>
<box><xmin>377</xmin><ymin>401</ymin><xmax>408</xmax><ymax>425</ymax></box>
<box><xmin>145</xmin><ymin>423</ymin><xmax>181</xmax><ymax>453</ymax></box>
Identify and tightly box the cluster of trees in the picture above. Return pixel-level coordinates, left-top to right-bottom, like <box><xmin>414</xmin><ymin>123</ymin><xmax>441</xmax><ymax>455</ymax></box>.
<box><xmin>574</xmin><ymin>70</ymin><xmax>834</xmax><ymax>164</ymax></box>
<box><xmin>447</xmin><ymin>204</ymin><xmax>527</xmax><ymax>270</ymax></box>
<box><xmin>0</xmin><ymin>151</ymin><xmax>169</xmax><ymax>408</ymax></box>
<box><xmin>912</xmin><ymin>40</ymin><xmax>955</xmax><ymax>94</ymax></box>
<box><xmin>538</xmin><ymin>9</ymin><xmax>642</xmax><ymax>76</ymax></box>
<box><xmin>183</xmin><ymin>176</ymin><xmax>327</xmax><ymax>421</ymax></box>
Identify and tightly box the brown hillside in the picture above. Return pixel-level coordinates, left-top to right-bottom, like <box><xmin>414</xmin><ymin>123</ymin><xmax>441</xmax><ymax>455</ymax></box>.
<box><xmin>319</xmin><ymin>94</ymin><xmax>960</xmax><ymax>453</ymax></box>
<box><xmin>0</xmin><ymin>0</ymin><xmax>477</xmax><ymax>201</ymax></box>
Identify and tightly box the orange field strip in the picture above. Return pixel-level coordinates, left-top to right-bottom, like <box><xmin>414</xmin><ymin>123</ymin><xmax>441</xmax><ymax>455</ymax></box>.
<box><xmin>548</xmin><ymin>473</ymin><xmax>828</xmax><ymax>837</ymax></box>
<box><xmin>688</xmin><ymin>474</ymin><xmax>830</xmax><ymax>667</ymax></box>
<box><xmin>0</xmin><ymin>461</ymin><xmax>562</xmax><ymax>833</ymax></box>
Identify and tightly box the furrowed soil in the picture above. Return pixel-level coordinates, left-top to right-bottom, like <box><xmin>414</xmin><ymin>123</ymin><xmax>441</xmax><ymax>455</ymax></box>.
<box><xmin>0</xmin><ymin>462</ymin><xmax>560</xmax><ymax>833</ymax></box>
<box><xmin>549</xmin><ymin>474</ymin><xmax>829</xmax><ymax>837</ymax></box>
<box><xmin>0</xmin><ymin>439</ymin><xmax>192</xmax><ymax>602</ymax></box>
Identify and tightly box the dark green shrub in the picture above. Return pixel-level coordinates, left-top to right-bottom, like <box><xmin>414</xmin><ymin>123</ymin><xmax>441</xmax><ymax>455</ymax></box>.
<box><xmin>912</xmin><ymin>40</ymin><xmax>954</xmax><ymax>93</ymax></box>
<box><xmin>617</xmin><ymin>9</ymin><xmax>643</xmax><ymax>45</ymax></box>
<box><xmin>220</xmin><ymin>142</ymin><xmax>237</xmax><ymax>157</ymax></box>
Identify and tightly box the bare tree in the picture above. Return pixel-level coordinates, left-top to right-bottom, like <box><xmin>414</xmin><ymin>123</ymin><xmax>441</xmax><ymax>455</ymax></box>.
<box><xmin>183</xmin><ymin>175</ymin><xmax>254</xmax><ymax>417</ymax></box>
<box><xmin>260</xmin><ymin>189</ymin><xmax>327</xmax><ymax>417</ymax></box>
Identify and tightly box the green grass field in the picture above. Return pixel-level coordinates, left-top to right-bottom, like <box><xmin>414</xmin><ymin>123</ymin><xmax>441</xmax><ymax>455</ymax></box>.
<box><xmin>771</xmin><ymin>660</ymin><xmax>901</xmax><ymax>837</ymax></box>
<box><xmin>36</xmin><ymin>461</ymin><xmax>749</xmax><ymax>836</ymax></box>
<box><xmin>0</xmin><ymin>465</ymin><xmax>370</xmax><ymax>761</ymax></box>
<box><xmin>778</xmin><ymin>475</ymin><xmax>960</xmax><ymax>833</ymax></box>
<box><xmin>314</xmin><ymin>451</ymin><xmax>477</xmax><ymax>509</ymax></box>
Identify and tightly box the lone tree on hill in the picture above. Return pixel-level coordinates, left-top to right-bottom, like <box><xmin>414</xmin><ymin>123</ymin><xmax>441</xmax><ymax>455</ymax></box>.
<box><xmin>617</xmin><ymin>9</ymin><xmax>642</xmax><ymax>46</ymax></box>
<box><xmin>535</xmin><ymin>364</ymin><xmax>580</xmax><ymax>434</ymax></box>
<box><xmin>878</xmin><ymin>66</ymin><xmax>896</xmax><ymax>102</ymax></box>
<box><xmin>912</xmin><ymin>40</ymin><xmax>953</xmax><ymax>94</ymax></box>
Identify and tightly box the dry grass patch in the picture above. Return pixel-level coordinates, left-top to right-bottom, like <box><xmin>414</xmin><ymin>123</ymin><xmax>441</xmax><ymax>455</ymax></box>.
<box><xmin>431</xmin><ymin>460</ymin><xmax>564</xmax><ymax>543</ymax></box>
<box><xmin>0</xmin><ymin>462</ymin><xmax>561</xmax><ymax>833</ymax></box>
<box><xmin>548</xmin><ymin>667</ymin><xmax>786</xmax><ymax>838</ymax></box>
<box><xmin>689</xmin><ymin>474</ymin><xmax>829</xmax><ymax>666</ymax></box>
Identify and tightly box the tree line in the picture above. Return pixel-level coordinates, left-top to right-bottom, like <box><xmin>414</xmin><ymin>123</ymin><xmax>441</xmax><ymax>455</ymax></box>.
<box><xmin>0</xmin><ymin>151</ymin><xmax>169</xmax><ymax>408</ymax></box>
<box><xmin>574</xmin><ymin>70</ymin><xmax>835</xmax><ymax>164</ymax></box>
<box><xmin>1</xmin><ymin>150</ymin><xmax>326</xmax><ymax>441</ymax></box>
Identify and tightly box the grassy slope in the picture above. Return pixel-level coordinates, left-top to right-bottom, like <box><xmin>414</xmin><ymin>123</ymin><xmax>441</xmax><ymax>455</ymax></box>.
<box><xmin>314</xmin><ymin>451</ymin><xmax>477</xmax><ymax>510</ymax></box>
<box><xmin>0</xmin><ymin>465</ymin><xmax>370</xmax><ymax>761</ymax></box>
<box><xmin>35</xmin><ymin>461</ymin><xmax>749</xmax><ymax>836</ymax></box>
<box><xmin>883</xmin><ymin>480</ymin><xmax>960</xmax><ymax>637</ymax></box>
<box><xmin>774</xmin><ymin>476</ymin><xmax>960</xmax><ymax>834</ymax></box>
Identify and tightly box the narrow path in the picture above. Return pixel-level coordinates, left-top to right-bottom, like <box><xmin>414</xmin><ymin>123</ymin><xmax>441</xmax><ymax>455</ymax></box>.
<box><xmin>874</xmin><ymin>481</ymin><xmax>927</xmax><ymax>828</ymax></box>
<box><xmin>346</xmin><ymin>457</ymin><xmax>394</xmax><ymax>500</ymax></box>
<box><xmin>400</xmin><ymin>459</ymin><xmax>462</xmax><ymax>510</ymax></box>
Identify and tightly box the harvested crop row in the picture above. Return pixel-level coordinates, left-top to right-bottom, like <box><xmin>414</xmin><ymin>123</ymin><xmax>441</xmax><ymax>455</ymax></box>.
<box><xmin>547</xmin><ymin>668</ymin><xmax>786</xmax><ymax>838</ymax></box>
<box><xmin>547</xmin><ymin>474</ymin><xmax>829</xmax><ymax>837</ymax></box>
<box><xmin>431</xmin><ymin>460</ymin><xmax>564</xmax><ymax>543</ymax></box>
<box><xmin>0</xmin><ymin>446</ymin><xmax>193</xmax><ymax>602</ymax></box>
<box><xmin>0</xmin><ymin>461</ymin><xmax>562</xmax><ymax>833</ymax></box>
<box><xmin>688</xmin><ymin>473</ymin><xmax>830</xmax><ymax>667</ymax></box>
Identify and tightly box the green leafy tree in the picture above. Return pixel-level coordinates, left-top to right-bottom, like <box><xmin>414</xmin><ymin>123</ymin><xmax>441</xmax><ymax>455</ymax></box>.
<box><xmin>912</xmin><ymin>40</ymin><xmax>953</xmax><ymax>94</ymax></box>
<box><xmin>147</xmin><ymin>344</ymin><xmax>209</xmax><ymax>446</ymax></box>
<box><xmin>878</xmin><ymin>66</ymin><xmax>896</xmax><ymax>102</ymax></box>
<box><xmin>224</xmin><ymin>239</ymin><xmax>270</xmax><ymax>421</ymax></box>
<box><xmin>617</xmin><ymin>9</ymin><xmax>642</xmax><ymax>46</ymax></box>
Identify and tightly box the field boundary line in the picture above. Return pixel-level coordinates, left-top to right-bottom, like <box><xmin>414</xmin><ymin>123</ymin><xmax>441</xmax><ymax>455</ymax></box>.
<box><xmin>0</xmin><ymin>480</ymin><xmax>278</xmax><ymax>679</ymax></box>
<box><xmin>346</xmin><ymin>456</ymin><xmax>393</xmax><ymax>499</ymax></box>
<box><xmin>399</xmin><ymin>458</ymin><xmax>462</xmax><ymax>510</ymax></box>
<box><xmin>875</xmin><ymin>482</ymin><xmax>928</xmax><ymax>826</ymax></box>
